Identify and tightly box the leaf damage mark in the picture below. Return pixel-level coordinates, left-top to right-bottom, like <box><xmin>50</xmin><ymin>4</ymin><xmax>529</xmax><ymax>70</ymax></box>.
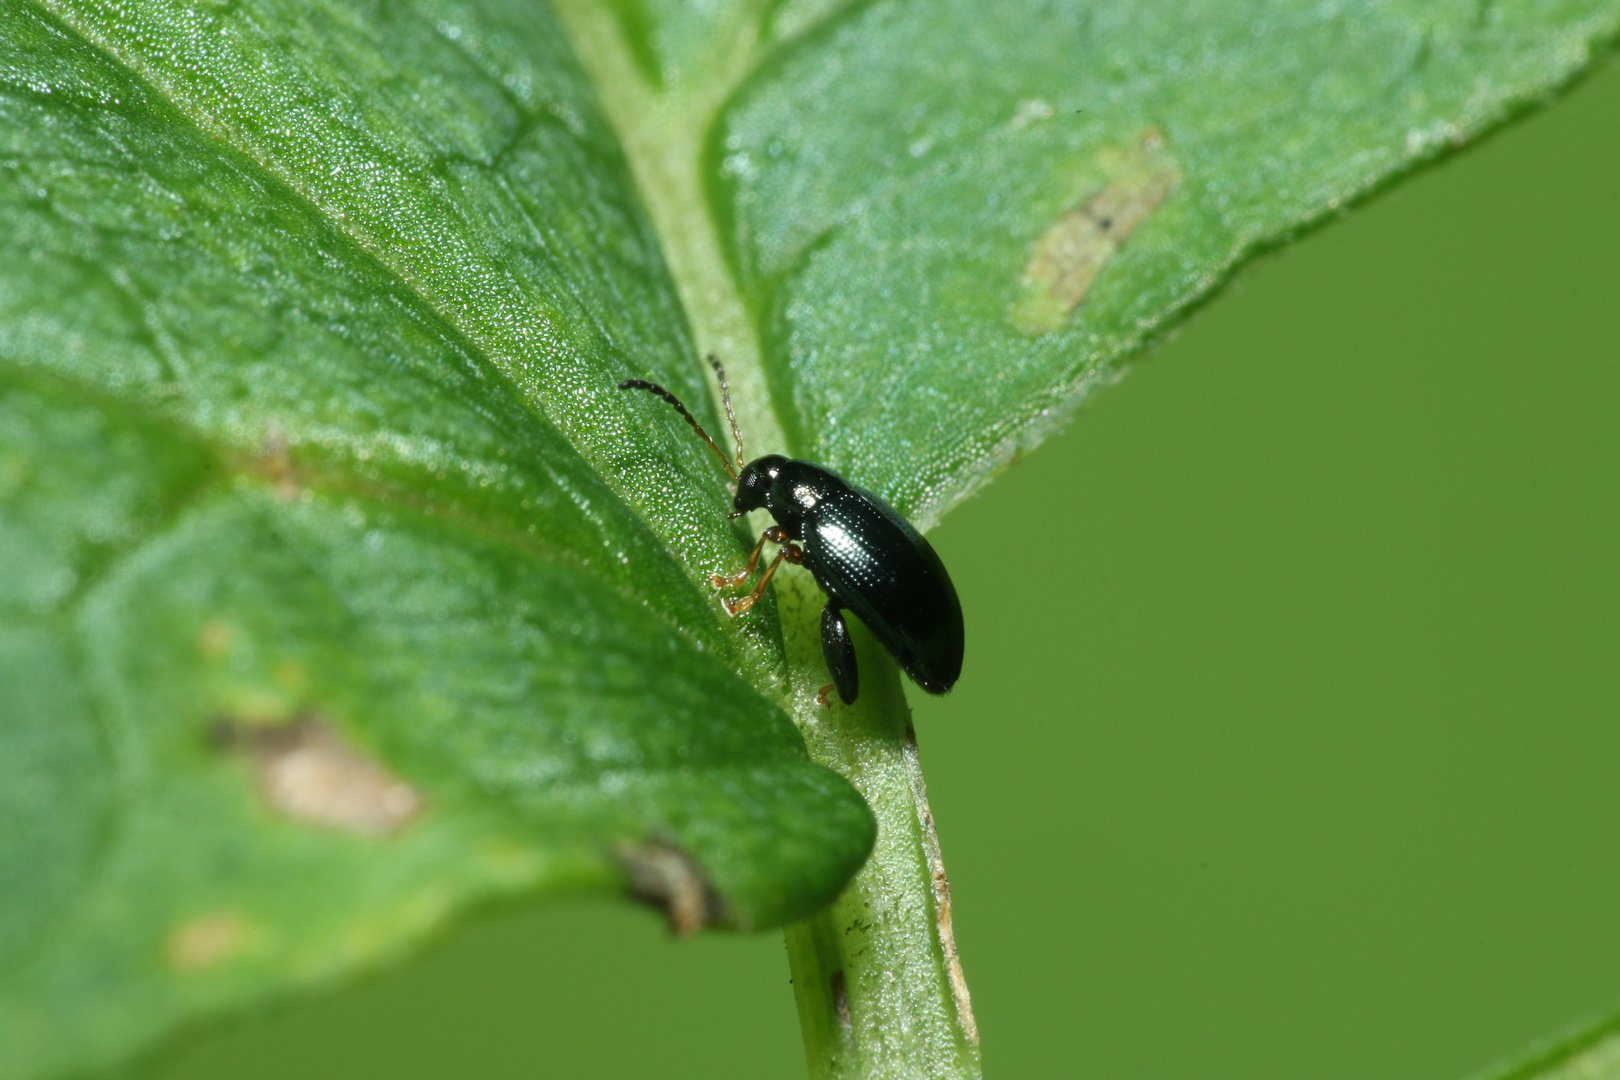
<box><xmin>196</xmin><ymin>617</ymin><xmax>234</xmax><ymax>659</ymax></box>
<box><xmin>1011</xmin><ymin>129</ymin><xmax>1178</xmax><ymax>336</ymax></box>
<box><xmin>907</xmin><ymin>720</ymin><xmax>978</xmax><ymax>1044</ymax></box>
<box><xmin>212</xmin><ymin>715</ymin><xmax>423</xmax><ymax>837</ymax></box>
<box><xmin>615</xmin><ymin>841</ymin><xmax>725</xmax><ymax>936</ymax></box>
<box><xmin>166</xmin><ymin>911</ymin><xmax>249</xmax><ymax>972</ymax></box>
<box><xmin>830</xmin><ymin>970</ymin><xmax>853</xmax><ymax>1032</ymax></box>
<box><xmin>1009</xmin><ymin>97</ymin><xmax>1056</xmax><ymax>130</ymax></box>
<box><xmin>252</xmin><ymin>423</ymin><xmax>300</xmax><ymax>502</ymax></box>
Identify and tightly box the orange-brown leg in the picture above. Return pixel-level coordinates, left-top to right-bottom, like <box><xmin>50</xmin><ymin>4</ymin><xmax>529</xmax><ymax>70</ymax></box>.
<box><xmin>722</xmin><ymin>542</ymin><xmax>803</xmax><ymax>616</ymax></box>
<box><xmin>711</xmin><ymin>526</ymin><xmax>790</xmax><ymax>589</ymax></box>
<box><xmin>815</xmin><ymin>684</ymin><xmax>837</xmax><ymax>708</ymax></box>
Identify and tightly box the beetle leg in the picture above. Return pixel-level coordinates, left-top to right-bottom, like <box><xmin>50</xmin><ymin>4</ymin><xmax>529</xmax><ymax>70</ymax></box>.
<box><xmin>711</xmin><ymin>525</ymin><xmax>790</xmax><ymax>589</ymax></box>
<box><xmin>722</xmin><ymin>542</ymin><xmax>802</xmax><ymax>616</ymax></box>
<box><xmin>820</xmin><ymin>604</ymin><xmax>859</xmax><ymax>705</ymax></box>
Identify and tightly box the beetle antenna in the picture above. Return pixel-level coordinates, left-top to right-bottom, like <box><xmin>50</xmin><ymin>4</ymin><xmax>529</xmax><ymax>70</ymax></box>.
<box><xmin>618</xmin><ymin>377</ymin><xmax>740</xmax><ymax>480</ymax></box>
<box><xmin>707</xmin><ymin>354</ymin><xmax>746</xmax><ymax>475</ymax></box>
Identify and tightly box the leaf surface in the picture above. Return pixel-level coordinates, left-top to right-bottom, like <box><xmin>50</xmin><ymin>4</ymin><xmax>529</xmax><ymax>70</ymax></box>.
<box><xmin>708</xmin><ymin>0</ymin><xmax>1620</xmax><ymax>523</ymax></box>
<box><xmin>0</xmin><ymin>3</ymin><xmax>870</xmax><ymax>1076</ymax></box>
<box><xmin>2</xmin><ymin>0</ymin><xmax>1617</xmax><ymax>1076</ymax></box>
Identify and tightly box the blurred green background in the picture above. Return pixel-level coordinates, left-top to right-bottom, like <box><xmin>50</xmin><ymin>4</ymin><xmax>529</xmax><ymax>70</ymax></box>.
<box><xmin>139</xmin><ymin>53</ymin><xmax>1619</xmax><ymax>1080</ymax></box>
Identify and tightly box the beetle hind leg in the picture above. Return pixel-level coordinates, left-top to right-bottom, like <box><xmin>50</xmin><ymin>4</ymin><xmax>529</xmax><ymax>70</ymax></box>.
<box><xmin>820</xmin><ymin>604</ymin><xmax>859</xmax><ymax>705</ymax></box>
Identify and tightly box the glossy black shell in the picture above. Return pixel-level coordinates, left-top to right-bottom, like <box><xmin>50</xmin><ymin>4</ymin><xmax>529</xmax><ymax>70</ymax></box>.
<box><xmin>735</xmin><ymin>456</ymin><xmax>963</xmax><ymax>694</ymax></box>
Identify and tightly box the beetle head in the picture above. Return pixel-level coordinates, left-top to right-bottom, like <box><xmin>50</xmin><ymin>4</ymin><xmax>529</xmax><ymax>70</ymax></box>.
<box><xmin>731</xmin><ymin>455</ymin><xmax>787</xmax><ymax>517</ymax></box>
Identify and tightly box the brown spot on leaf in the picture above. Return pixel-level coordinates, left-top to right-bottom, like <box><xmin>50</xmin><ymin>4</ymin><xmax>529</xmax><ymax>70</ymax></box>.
<box><xmin>1012</xmin><ymin>129</ymin><xmax>1178</xmax><ymax>335</ymax></box>
<box><xmin>167</xmin><ymin>911</ymin><xmax>248</xmax><ymax>971</ymax></box>
<box><xmin>616</xmin><ymin>841</ymin><xmax>725</xmax><ymax>936</ymax></box>
<box><xmin>260</xmin><ymin>424</ymin><xmax>299</xmax><ymax>501</ymax></box>
<box><xmin>196</xmin><ymin>618</ymin><xmax>234</xmax><ymax>659</ymax></box>
<box><xmin>213</xmin><ymin>715</ymin><xmax>422</xmax><ymax>837</ymax></box>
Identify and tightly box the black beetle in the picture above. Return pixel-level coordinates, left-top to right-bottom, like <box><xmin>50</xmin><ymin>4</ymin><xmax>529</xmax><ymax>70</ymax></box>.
<box><xmin>620</xmin><ymin>357</ymin><xmax>963</xmax><ymax>706</ymax></box>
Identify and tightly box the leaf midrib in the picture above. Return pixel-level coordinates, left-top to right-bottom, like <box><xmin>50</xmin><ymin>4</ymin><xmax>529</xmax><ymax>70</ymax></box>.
<box><xmin>544</xmin><ymin>0</ymin><xmax>866</xmax><ymax>463</ymax></box>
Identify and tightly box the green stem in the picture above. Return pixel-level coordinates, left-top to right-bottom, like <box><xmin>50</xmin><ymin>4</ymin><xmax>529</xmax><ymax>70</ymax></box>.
<box><xmin>776</xmin><ymin>574</ymin><xmax>980</xmax><ymax>1079</ymax></box>
<box><xmin>546</xmin><ymin>5</ymin><xmax>981</xmax><ymax>1076</ymax></box>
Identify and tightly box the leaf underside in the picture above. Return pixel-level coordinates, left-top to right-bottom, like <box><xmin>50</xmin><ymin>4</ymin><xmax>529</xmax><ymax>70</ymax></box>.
<box><xmin>1</xmin><ymin>0</ymin><xmax>1615</xmax><ymax>1076</ymax></box>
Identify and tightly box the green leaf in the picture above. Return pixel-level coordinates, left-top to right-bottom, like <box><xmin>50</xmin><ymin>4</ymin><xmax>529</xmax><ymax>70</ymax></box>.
<box><xmin>2</xmin><ymin>0</ymin><xmax>1617</xmax><ymax>1077</ymax></box>
<box><xmin>555</xmin><ymin>2</ymin><xmax>1620</xmax><ymax>1076</ymax></box>
<box><xmin>0</xmin><ymin>2</ymin><xmax>872</xmax><ymax>1076</ymax></box>
<box><xmin>706</xmin><ymin>0</ymin><xmax>1620</xmax><ymax>524</ymax></box>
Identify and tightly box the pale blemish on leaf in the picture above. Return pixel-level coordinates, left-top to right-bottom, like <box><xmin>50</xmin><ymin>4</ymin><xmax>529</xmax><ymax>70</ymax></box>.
<box><xmin>616</xmin><ymin>841</ymin><xmax>725</xmax><ymax>936</ymax></box>
<box><xmin>213</xmin><ymin>716</ymin><xmax>423</xmax><ymax>837</ymax></box>
<box><xmin>195</xmin><ymin>618</ymin><xmax>234</xmax><ymax>659</ymax></box>
<box><xmin>272</xmin><ymin>659</ymin><xmax>309</xmax><ymax>694</ymax></box>
<box><xmin>258</xmin><ymin>425</ymin><xmax>299</xmax><ymax>502</ymax></box>
<box><xmin>1009</xmin><ymin>98</ymin><xmax>1056</xmax><ymax>131</ymax></box>
<box><xmin>166</xmin><ymin>912</ymin><xmax>249</xmax><ymax>972</ymax></box>
<box><xmin>476</xmin><ymin>838</ymin><xmax>549</xmax><ymax>885</ymax></box>
<box><xmin>1011</xmin><ymin>130</ymin><xmax>1178</xmax><ymax>335</ymax></box>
